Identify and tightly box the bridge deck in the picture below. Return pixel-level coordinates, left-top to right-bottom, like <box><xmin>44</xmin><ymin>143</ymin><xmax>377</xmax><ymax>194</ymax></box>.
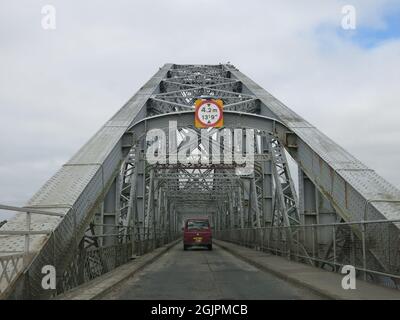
<box><xmin>101</xmin><ymin>242</ymin><xmax>321</xmax><ymax>300</ymax></box>
<box><xmin>59</xmin><ymin>239</ymin><xmax>400</xmax><ymax>300</ymax></box>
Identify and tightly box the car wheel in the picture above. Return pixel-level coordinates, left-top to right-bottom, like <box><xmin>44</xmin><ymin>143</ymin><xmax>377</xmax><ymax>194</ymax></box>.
<box><xmin>183</xmin><ymin>245</ymin><xmax>188</xmax><ymax>251</ymax></box>
<box><xmin>208</xmin><ymin>244</ymin><xmax>212</xmax><ymax>250</ymax></box>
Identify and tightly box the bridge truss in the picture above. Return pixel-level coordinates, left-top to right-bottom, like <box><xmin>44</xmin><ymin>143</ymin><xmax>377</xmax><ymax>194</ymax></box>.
<box><xmin>1</xmin><ymin>64</ymin><xmax>400</xmax><ymax>299</ymax></box>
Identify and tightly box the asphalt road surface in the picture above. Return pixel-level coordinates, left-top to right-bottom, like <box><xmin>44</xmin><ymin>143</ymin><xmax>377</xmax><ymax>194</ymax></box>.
<box><xmin>103</xmin><ymin>242</ymin><xmax>323</xmax><ymax>300</ymax></box>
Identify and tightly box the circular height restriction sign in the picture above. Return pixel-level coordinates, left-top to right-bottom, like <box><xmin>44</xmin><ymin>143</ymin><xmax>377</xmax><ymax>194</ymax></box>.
<box><xmin>194</xmin><ymin>99</ymin><xmax>224</xmax><ymax>128</ymax></box>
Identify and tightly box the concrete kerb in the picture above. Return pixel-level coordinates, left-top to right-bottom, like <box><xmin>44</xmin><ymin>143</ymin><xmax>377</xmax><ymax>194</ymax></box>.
<box><xmin>213</xmin><ymin>240</ymin><xmax>336</xmax><ymax>300</ymax></box>
<box><xmin>55</xmin><ymin>239</ymin><xmax>181</xmax><ymax>300</ymax></box>
<box><xmin>213</xmin><ymin>239</ymin><xmax>400</xmax><ymax>300</ymax></box>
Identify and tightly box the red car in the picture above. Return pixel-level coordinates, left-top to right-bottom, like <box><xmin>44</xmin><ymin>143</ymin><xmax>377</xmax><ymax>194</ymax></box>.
<box><xmin>183</xmin><ymin>218</ymin><xmax>212</xmax><ymax>250</ymax></box>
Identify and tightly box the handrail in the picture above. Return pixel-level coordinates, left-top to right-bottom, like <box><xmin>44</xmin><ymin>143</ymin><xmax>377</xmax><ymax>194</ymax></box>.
<box><xmin>0</xmin><ymin>203</ymin><xmax>62</xmax><ymax>274</ymax></box>
<box><xmin>0</xmin><ymin>204</ymin><xmax>64</xmax><ymax>217</ymax></box>
<box><xmin>0</xmin><ymin>230</ymin><xmax>52</xmax><ymax>236</ymax></box>
<box><xmin>221</xmin><ymin>218</ymin><xmax>400</xmax><ymax>230</ymax></box>
<box><xmin>216</xmin><ymin>219</ymin><xmax>400</xmax><ymax>289</ymax></box>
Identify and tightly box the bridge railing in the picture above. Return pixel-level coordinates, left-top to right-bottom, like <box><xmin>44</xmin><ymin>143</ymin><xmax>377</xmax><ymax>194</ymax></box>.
<box><xmin>0</xmin><ymin>204</ymin><xmax>64</xmax><ymax>295</ymax></box>
<box><xmin>215</xmin><ymin>219</ymin><xmax>400</xmax><ymax>289</ymax></box>
<box><xmin>58</xmin><ymin>226</ymin><xmax>180</xmax><ymax>294</ymax></box>
<box><xmin>0</xmin><ymin>204</ymin><xmax>181</xmax><ymax>297</ymax></box>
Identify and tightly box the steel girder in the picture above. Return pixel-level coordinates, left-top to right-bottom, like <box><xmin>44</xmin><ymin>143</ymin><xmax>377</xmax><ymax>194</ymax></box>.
<box><xmin>225</xmin><ymin>64</ymin><xmax>400</xmax><ymax>275</ymax></box>
<box><xmin>226</xmin><ymin>64</ymin><xmax>400</xmax><ymax>221</ymax></box>
<box><xmin>0</xmin><ymin>64</ymin><xmax>308</xmax><ymax>298</ymax></box>
<box><xmin>2</xmin><ymin>63</ymin><xmax>400</xmax><ymax>299</ymax></box>
<box><xmin>0</xmin><ymin>65</ymin><xmax>173</xmax><ymax>299</ymax></box>
<box><xmin>126</xmin><ymin>110</ymin><xmax>291</xmax><ymax>236</ymax></box>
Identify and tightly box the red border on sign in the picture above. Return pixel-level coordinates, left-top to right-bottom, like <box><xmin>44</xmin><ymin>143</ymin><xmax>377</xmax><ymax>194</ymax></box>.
<box><xmin>195</xmin><ymin>99</ymin><xmax>223</xmax><ymax>127</ymax></box>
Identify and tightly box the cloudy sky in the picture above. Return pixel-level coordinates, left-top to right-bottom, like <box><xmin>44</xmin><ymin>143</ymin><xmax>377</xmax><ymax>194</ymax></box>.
<box><xmin>0</xmin><ymin>0</ymin><xmax>400</xmax><ymax>219</ymax></box>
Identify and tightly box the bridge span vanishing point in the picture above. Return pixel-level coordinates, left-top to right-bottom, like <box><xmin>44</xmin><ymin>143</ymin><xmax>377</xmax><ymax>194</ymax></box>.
<box><xmin>1</xmin><ymin>64</ymin><xmax>400</xmax><ymax>300</ymax></box>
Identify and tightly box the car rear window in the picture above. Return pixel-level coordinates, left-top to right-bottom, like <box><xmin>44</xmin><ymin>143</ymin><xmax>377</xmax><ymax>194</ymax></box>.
<box><xmin>187</xmin><ymin>220</ymin><xmax>209</xmax><ymax>230</ymax></box>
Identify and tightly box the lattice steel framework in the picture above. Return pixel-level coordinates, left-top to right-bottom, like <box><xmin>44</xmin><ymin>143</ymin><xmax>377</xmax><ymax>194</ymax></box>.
<box><xmin>1</xmin><ymin>64</ymin><xmax>400</xmax><ymax>299</ymax></box>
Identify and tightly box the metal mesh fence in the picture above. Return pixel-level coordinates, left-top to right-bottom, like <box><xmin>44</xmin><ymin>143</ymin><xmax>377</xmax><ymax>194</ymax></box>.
<box><xmin>58</xmin><ymin>228</ymin><xmax>180</xmax><ymax>295</ymax></box>
<box><xmin>215</xmin><ymin>220</ymin><xmax>400</xmax><ymax>289</ymax></box>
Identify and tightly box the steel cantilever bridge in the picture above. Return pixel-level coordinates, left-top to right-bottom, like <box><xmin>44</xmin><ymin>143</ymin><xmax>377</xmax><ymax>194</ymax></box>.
<box><xmin>1</xmin><ymin>64</ymin><xmax>400</xmax><ymax>299</ymax></box>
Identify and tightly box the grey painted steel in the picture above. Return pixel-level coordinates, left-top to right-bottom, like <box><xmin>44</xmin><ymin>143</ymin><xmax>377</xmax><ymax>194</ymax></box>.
<box><xmin>225</xmin><ymin>64</ymin><xmax>400</xmax><ymax>276</ymax></box>
<box><xmin>128</xmin><ymin>111</ymin><xmax>289</xmax><ymax>142</ymax></box>
<box><xmin>226</xmin><ymin>65</ymin><xmax>400</xmax><ymax>222</ymax></box>
<box><xmin>1</xmin><ymin>63</ymin><xmax>400</xmax><ymax>298</ymax></box>
<box><xmin>0</xmin><ymin>64</ymin><xmax>172</xmax><ymax>299</ymax></box>
<box><xmin>216</xmin><ymin>219</ymin><xmax>400</xmax><ymax>289</ymax></box>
